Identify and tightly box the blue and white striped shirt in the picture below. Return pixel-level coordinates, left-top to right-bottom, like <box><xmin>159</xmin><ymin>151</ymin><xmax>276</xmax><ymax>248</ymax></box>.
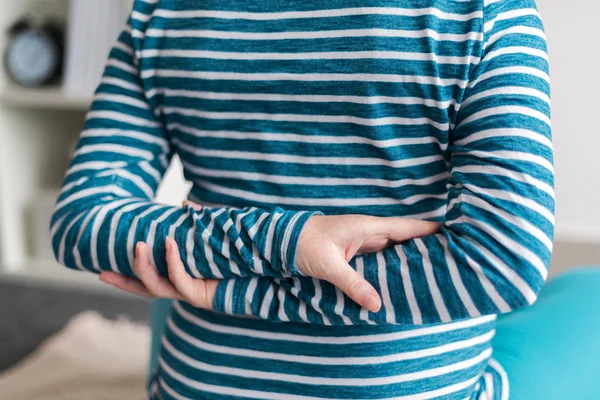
<box><xmin>51</xmin><ymin>0</ymin><xmax>553</xmax><ymax>398</ymax></box>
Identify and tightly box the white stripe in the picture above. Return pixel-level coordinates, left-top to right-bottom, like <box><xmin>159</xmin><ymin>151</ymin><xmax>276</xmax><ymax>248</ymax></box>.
<box><xmin>263</xmin><ymin>212</ymin><xmax>282</xmax><ymax>264</ymax></box>
<box><xmin>259</xmin><ymin>283</ymin><xmax>276</xmax><ymax>319</ymax></box>
<box><xmin>483</xmin><ymin>372</ymin><xmax>495</xmax><ymax>399</ymax></box>
<box><xmin>457</xmin><ymin>192</ymin><xmax>553</xmax><ymax>249</ymax></box>
<box><xmin>143</xmin><ymin>27</ymin><xmax>481</xmax><ymax>42</ymax></box>
<box><xmin>93</xmin><ymin>93</ymin><xmax>149</xmax><ymax>110</ymax></box>
<box><xmin>87</xmin><ymin>111</ymin><xmax>160</xmax><ymax>128</ymax></box>
<box><xmin>311</xmin><ymin>279</ymin><xmax>331</xmax><ymax>325</ymax></box>
<box><xmin>168</xmin><ymin>316</ymin><xmax>495</xmax><ymax>365</ymax></box>
<box><xmin>164</xmin><ymin>106</ymin><xmax>449</xmax><ymax>130</ymax></box>
<box><xmin>66</xmin><ymin>161</ymin><xmax>127</xmax><ymax>176</ymax></box>
<box><xmin>453</xmin><ymin>164</ymin><xmax>554</xmax><ymax>198</ymax></box>
<box><xmin>171</xmin><ymin>122</ymin><xmax>444</xmax><ymax>150</ymax></box>
<box><xmin>465</xmin><ymin>238</ymin><xmax>539</xmax><ymax>304</ymax></box>
<box><xmin>233</xmin><ymin>208</ymin><xmax>262</xmax><ymax>274</ymax></box>
<box><xmin>245</xmin><ymin>278</ymin><xmax>258</xmax><ymax>315</ymax></box>
<box><xmin>195</xmin><ymin>179</ymin><xmax>446</xmax><ymax>207</ymax></box>
<box><xmin>489</xmin><ymin>358</ymin><xmax>510</xmax><ymax>400</ymax></box>
<box><xmin>246</xmin><ymin>212</ymin><xmax>270</xmax><ymax>274</ymax></box>
<box><xmin>485</xmin><ymin>26</ymin><xmax>545</xmax><ymax>50</ymax></box>
<box><xmin>73</xmin><ymin>143</ymin><xmax>154</xmax><ymax>161</ymax></box>
<box><xmin>143</xmin><ymin>69</ymin><xmax>467</xmax><ymax>88</ymax></box>
<box><xmin>152</xmin><ymin>89</ymin><xmax>458</xmax><ymax>110</ymax></box>
<box><xmin>280</xmin><ymin>211</ymin><xmax>304</xmax><ymax>273</ymax></box>
<box><xmin>160</xmin><ymin>358</ymin><xmax>481</xmax><ymax>400</ymax></box>
<box><xmin>469</xmin><ymin>66</ymin><xmax>550</xmax><ymax>89</ymax></box>
<box><xmin>163</xmin><ymin>336</ymin><xmax>493</xmax><ymax>386</ymax></box>
<box><xmin>195</xmin><ymin>208</ymin><xmax>227</xmax><ymax>278</ymax></box>
<box><xmin>97</xmin><ymin>170</ymin><xmax>154</xmax><ymax>198</ymax></box>
<box><xmin>447</xmin><ymin>213</ymin><xmax>549</xmax><ymax>281</ymax></box>
<box><xmin>395</xmin><ymin>246</ymin><xmax>423</xmax><ymax>324</ymax></box>
<box><xmin>220</xmin><ymin>218</ymin><xmax>243</xmax><ymax>277</ymax></box>
<box><xmin>126</xmin><ymin>204</ymin><xmax>167</xmax><ymax>273</ymax></box>
<box><xmin>105</xmin><ymin>58</ymin><xmax>137</xmax><ymax>75</ymax></box>
<box><xmin>140</xmin><ymin>160</ymin><xmax>164</xmax><ymax>183</ymax></box>
<box><xmin>293</xmin><ymin>279</ymin><xmax>310</xmax><ymax>323</ymax></box>
<box><xmin>453</xmin><ymin>127</ymin><xmax>552</xmax><ymax>151</ymax></box>
<box><xmin>100</xmin><ymin>76</ymin><xmax>143</xmax><ymax>93</ymax></box>
<box><xmin>146</xmin><ymin>208</ymin><xmax>180</xmax><ymax>267</ymax></box>
<box><xmin>438</xmin><ymin>235</ymin><xmax>481</xmax><ymax>317</ymax></box>
<box><xmin>173</xmin><ymin>301</ymin><xmax>495</xmax><ymax>344</ymax></box>
<box><xmin>356</xmin><ymin>258</ymin><xmax>376</xmax><ymax>325</ymax></box>
<box><xmin>376</xmin><ymin>252</ymin><xmax>396</xmax><ymax>323</ymax></box>
<box><xmin>54</xmin><ymin>185</ymin><xmax>131</xmax><ymax>213</ymax></box>
<box><xmin>174</xmin><ymin>138</ymin><xmax>443</xmax><ymax>168</ymax></box>
<box><xmin>460</xmin><ymin>183</ymin><xmax>554</xmax><ymax>225</ymax></box>
<box><xmin>153</xmin><ymin>7</ymin><xmax>483</xmax><ymax>22</ymax></box>
<box><xmin>57</xmin><ymin>211</ymin><xmax>87</xmax><ymax>265</ymax></box>
<box><xmin>185</xmin><ymin>225</ymin><xmax>202</xmax><ymax>278</ymax></box>
<box><xmin>415</xmin><ymin>239</ymin><xmax>452</xmax><ymax>322</ymax></box>
<box><xmin>71</xmin><ymin>206</ymin><xmax>102</xmax><ymax>271</ymax></box>
<box><xmin>141</xmin><ymin>49</ymin><xmax>477</xmax><ymax>64</ymax></box>
<box><xmin>131</xmin><ymin>11</ymin><xmax>151</xmax><ymax>23</ymax></box>
<box><xmin>459</xmin><ymin>105</ymin><xmax>551</xmax><ymax>130</ymax></box>
<box><xmin>484</xmin><ymin>8</ymin><xmax>540</xmax><ymax>32</ymax></box>
<box><xmin>81</xmin><ymin>128</ymin><xmax>169</xmax><ymax>150</ymax></box>
<box><xmin>276</xmin><ymin>282</ymin><xmax>290</xmax><ymax>322</ymax></box>
<box><xmin>458</xmin><ymin>148</ymin><xmax>553</xmax><ymax>176</ymax></box>
<box><xmin>223</xmin><ymin>280</ymin><xmax>235</xmax><ymax>314</ymax></box>
<box><xmin>461</xmin><ymin>86</ymin><xmax>550</xmax><ymax>110</ymax></box>
<box><xmin>108</xmin><ymin>201</ymin><xmax>152</xmax><ymax>272</ymax></box>
<box><xmin>181</xmin><ymin>159</ymin><xmax>448</xmax><ymax>189</ymax></box>
<box><xmin>462</xmin><ymin>252</ymin><xmax>512</xmax><ymax>313</ymax></box>
<box><xmin>112</xmin><ymin>41</ymin><xmax>134</xmax><ymax>56</ymax></box>
<box><xmin>334</xmin><ymin>287</ymin><xmax>352</xmax><ymax>325</ymax></box>
<box><xmin>485</xmin><ymin>46</ymin><xmax>548</xmax><ymax>63</ymax></box>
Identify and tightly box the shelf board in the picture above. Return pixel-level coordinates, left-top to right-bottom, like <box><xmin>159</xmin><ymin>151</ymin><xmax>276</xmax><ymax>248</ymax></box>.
<box><xmin>0</xmin><ymin>86</ymin><xmax>92</xmax><ymax>111</ymax></box>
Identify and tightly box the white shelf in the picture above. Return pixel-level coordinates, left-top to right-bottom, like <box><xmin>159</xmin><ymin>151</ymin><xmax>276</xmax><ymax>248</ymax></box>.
<box><xmin>0</xmin><ymin>86</ymin><xmax>91</xmax><ymax>111</ymax></box>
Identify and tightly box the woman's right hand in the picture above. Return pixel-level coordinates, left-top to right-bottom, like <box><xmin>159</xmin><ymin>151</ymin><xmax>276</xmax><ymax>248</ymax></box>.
<box><xmin>295</xmin><ymin>215</ymin><xmax>441</xmax><ymax>313</ymax></box>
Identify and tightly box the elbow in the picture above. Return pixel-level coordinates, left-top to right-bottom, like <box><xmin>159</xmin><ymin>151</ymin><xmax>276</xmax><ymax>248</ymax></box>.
<box><xmin>499</xmin><ymin>258</ymin><xmax>549</xmax><ymax>314</ymax></box>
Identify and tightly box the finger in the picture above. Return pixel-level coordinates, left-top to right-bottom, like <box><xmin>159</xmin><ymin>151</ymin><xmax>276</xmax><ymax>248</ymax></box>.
<box><xmin>165</xmin><ymin>237</ymin><xmax>213</xmax><ymax>309</ymax></box>
<box><xmin>183</xmin><ymin>200</ymin><xmax>203</xmax><ymax>211</ymax></box>
<box><xmin>135</xmin><ymin>242</ymin><xmax>182</xmax><ymax>299</ymax></box>
<box><xmin>99</xmin><ymin>272</ymin><xmax>154</xmax><ymax>298</ymax></box>
<box><xmin>378</xmin><ymin>218</ymin><xmax>442</xmax><ymax>243</ymax></box>
<box><xmin>322</xmin><ymin>254</ymin><xmax>382</xmax><ymax>313</ymax></box>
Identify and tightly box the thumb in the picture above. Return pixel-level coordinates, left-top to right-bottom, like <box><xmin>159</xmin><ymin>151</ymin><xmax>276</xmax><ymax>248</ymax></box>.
<box><xmin>323</xmin><ymin>254</ymin><xmax>382</xmax><ymax>313</ymax></box>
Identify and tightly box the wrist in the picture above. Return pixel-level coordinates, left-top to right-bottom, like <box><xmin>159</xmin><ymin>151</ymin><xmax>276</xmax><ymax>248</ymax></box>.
<box><xmin>282</xmin><ymin>211</ymin><xmax>322</xmax><ymax>276</ymax></box>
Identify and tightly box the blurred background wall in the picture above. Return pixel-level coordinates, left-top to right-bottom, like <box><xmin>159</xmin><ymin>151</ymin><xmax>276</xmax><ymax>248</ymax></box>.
<box><xmin>0</xmin><ymin>0</ymin><xmax>597</xmax><ymax>294</ymax></box>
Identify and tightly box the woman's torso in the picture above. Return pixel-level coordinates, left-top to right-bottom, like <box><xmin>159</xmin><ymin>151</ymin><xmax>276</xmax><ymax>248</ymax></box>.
<box><xmin>139</xmin><ymin>0</ymin><xmax>500</xmax><ymax>398</ymax></box>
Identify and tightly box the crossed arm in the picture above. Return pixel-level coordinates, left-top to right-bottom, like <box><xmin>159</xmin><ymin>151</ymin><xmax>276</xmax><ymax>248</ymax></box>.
<box><xmin>52</xmin><ymin>0</ymin><xmax>553</xmax><ymax>326</ymax></box>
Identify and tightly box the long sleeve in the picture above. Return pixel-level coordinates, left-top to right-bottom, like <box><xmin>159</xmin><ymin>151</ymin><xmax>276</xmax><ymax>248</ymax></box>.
<box><xmin>51</xmin><ymin>7</ymin><xmax>317</xmax><ymax>281</ymax></box>
<box><xmin>214</xmin><ymin>0</ymin><xmax>554</xmax><ymax>325</ymax></box>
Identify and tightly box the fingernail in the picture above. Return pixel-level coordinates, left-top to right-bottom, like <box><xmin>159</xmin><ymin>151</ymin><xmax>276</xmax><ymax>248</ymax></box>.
<box><xmin>364</xmin><ymin>294</ymin><xmax>382</xmax><ymax>313</ymax></box>
<box><xmin>135</xmin><ymin>242</ymin><xmax>143</xmax><ymax>258</ymax></box>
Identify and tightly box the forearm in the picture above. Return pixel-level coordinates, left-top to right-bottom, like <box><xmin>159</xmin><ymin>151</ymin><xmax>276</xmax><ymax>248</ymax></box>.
<box><xmin>214</xmin><ymin>216</ymin><xmax>551</xmax><ymax>326</ymax></box>
<box><xmin>52</xmin><ymin>192</ymin><xmax>315</xmax><ymax>279</ymax></box>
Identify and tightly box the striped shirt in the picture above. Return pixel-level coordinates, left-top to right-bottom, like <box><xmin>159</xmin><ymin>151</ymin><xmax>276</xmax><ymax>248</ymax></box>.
<box><xmin>51</xmin><ymin>0</ymin><xmax>553</xmax><ymax>398</ymax></box>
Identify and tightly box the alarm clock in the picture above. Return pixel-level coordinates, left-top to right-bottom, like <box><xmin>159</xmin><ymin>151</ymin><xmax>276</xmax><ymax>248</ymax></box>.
<box><xmin>4</xmin><ymin>18</ymin><xmax>63</xmax><ymax>88</ymax></box>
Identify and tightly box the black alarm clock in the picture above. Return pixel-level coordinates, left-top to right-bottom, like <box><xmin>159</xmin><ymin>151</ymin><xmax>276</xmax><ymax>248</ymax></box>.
<box><xmin>4</xmin><ymin>18</ymin><xmax>63</xmax><ymax>88</ymax></box>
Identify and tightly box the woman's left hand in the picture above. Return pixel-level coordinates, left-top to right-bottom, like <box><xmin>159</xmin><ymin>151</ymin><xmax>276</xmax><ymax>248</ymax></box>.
<box><xmin>99</xmin><ymin>237</ymin><xmax>219</xmax><ymax>310</ymax></box>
